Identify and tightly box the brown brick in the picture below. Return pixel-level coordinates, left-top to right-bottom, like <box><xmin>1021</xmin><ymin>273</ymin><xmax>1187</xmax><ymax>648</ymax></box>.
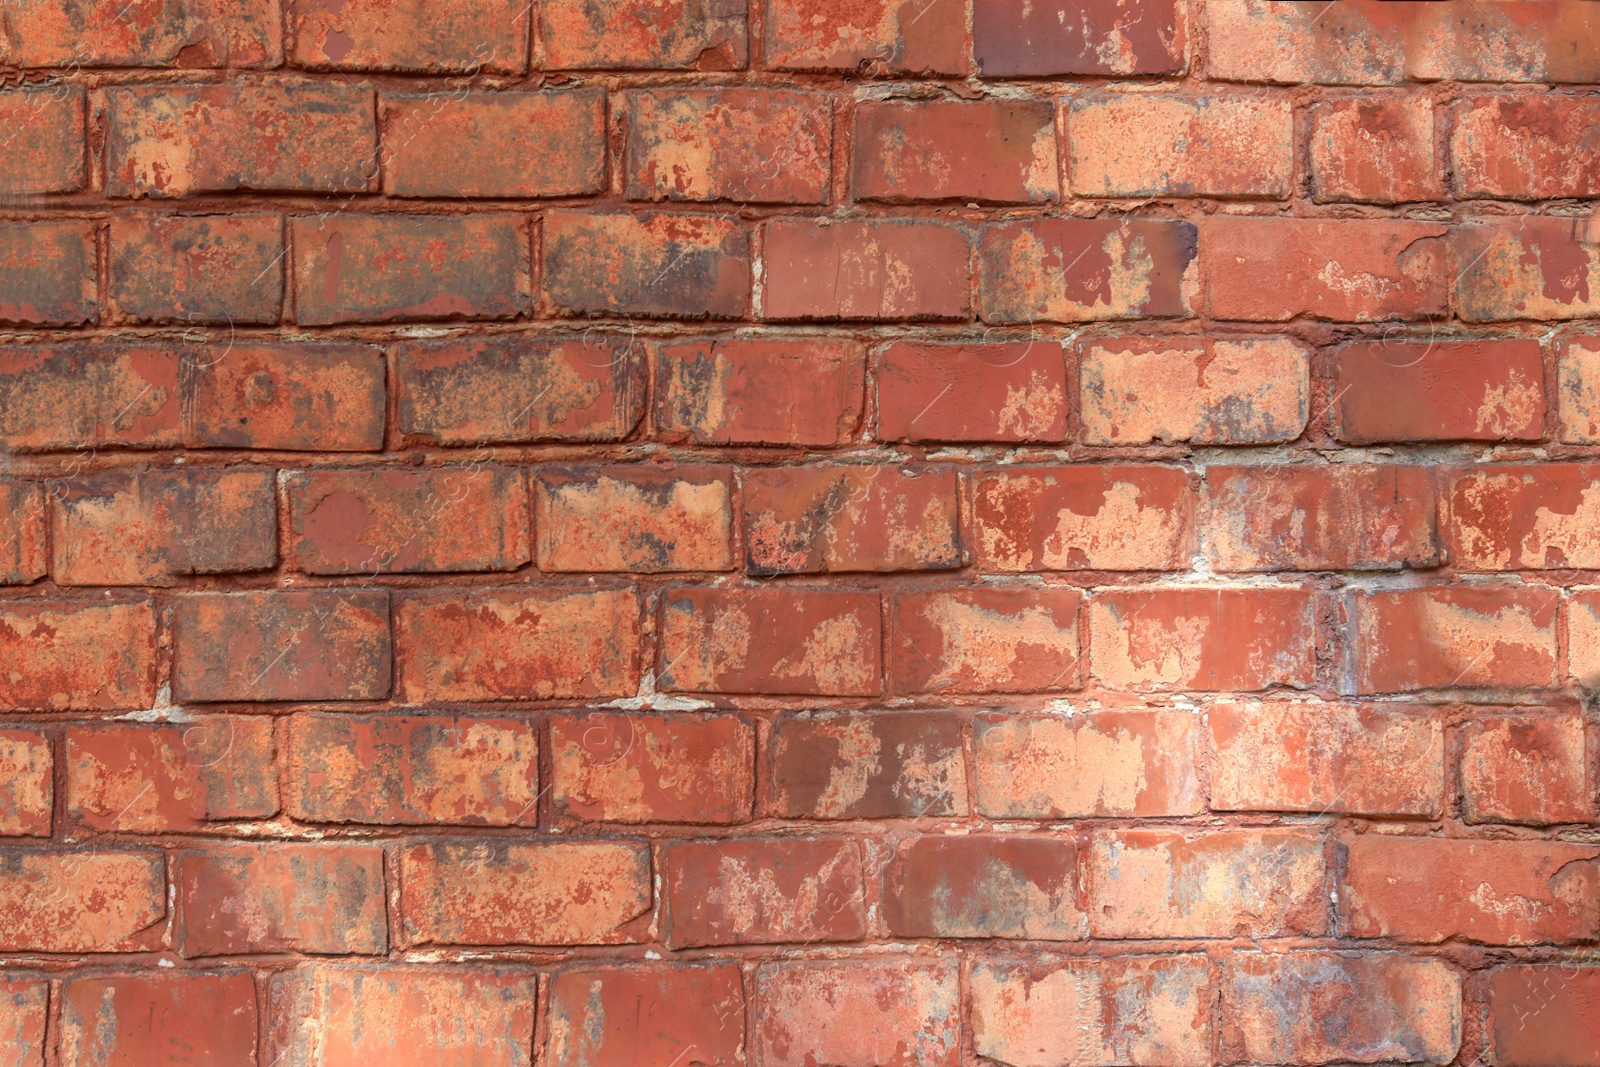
<box><xmin>1067</xmin><ymin>94</ymin><xmax>1292</xmax><ymax>197</ymax></box>
<box><xmin>108</xmin><ymin>213</ymin><xmax>283</xmax><ymax>325</ymax></box>
<box><xmin>0</xmin><ymin>220</ymin><xmax>97</xmax><ymax>326</ymax></box>
<box><xmin>0</xmin><ymin>731</ymin><xmax>50</xmax><ymax>837</ymax></box>
<box><xmin>882</xmin><ymin>835</ymin><xmax>1085</xmax><ymax>939</ymax></box>
<box><xmin>627</xmin><ymin>89</ymin><xmax>832</xmax><ymax>204</ymax></box>
<box><xmin>543</xmin><ymin>211</ymin><xmax>750</xmax><ymax>319</ymax></box>
<box><xmin>764</xmin><ymin>219</ymin><xmax>970</xmax><ymax>321</ymax></box>
<box><xmin>290</xmin><ymin>0</ymin><xmax>529</xmax><ymax>72</ymax></box>
<box><xmin>0</xmin><ymin>598</ymin><xmax>157</xmax><ymax>711</ymax></box>
<box><xmin>853</xmin><ymin>99</ymin><xmax>1059</xmax><ymax>204</ymax></box>
<box><xmin>535</xmin><ymin>466</ymin><xmax>732</xmax><ymax>572</ymax></box>
<box><xmin>875</xmin><ymin>340</ymin><xmax>1068</xmax><ymax>443</ymax></box>
<box><xmin>762</xmin><ymin>710</ymin><xmax>967</xmax><ymax>819</ymax></box>
<box><xmin>181</xmin><ymin>343</ymin><xmax>387</xmax><ymax>452</ymax></box>
<box><xmin>973</xmin><ymin>466</ymin><xmax>1195</xmax><ymax>572</ymax></box>
<box><xmin>974</xmin><ymin>0</ymin><xmax>1185</xmax><ymax>76</ymax></box>
<box><xmin>551</xmin><ymin>712</ymin><xmax>753</xmax><ymax>824</ymax></box>
<box><xmin>979</xmin><ymin>219</ymin><xmax>1195</xmax><ymax>323</ymax></box>
<box><xmin>0</xmin><ymin>86</ymin><xmax>86</xmax><ymax>194</ymax></box>
<box><xmin>655</xmin><ymin>337</ymin><xmax>863</xmax><ymax>446</ymax></box>
<box><xmin>548</xmin><ymin>965</ymin><xmax>746</xmax><ymax>1067</ymax></box>
<box><xmin>891</xmin><ymin>586</ymin><xmax>1081</xmax><ymax>695</ymax></box>
<box><xmin>664</xmin><ymin>837</ymin><xmax>863</xmax><ymax>948</ymax></box>
<box><xmin>542</xmin><ymin>0</ymin><xmax>746</xmax><ymax>69</ymax></box>
<box><xmin>0</xmin><ymin>850</ymin><xmax>165</xmax><ymax>952</ymax></box>
<box><xmin>764</xmin><ymin>0</ymin><xmax>966</xmax><ymax>74</ymax></box>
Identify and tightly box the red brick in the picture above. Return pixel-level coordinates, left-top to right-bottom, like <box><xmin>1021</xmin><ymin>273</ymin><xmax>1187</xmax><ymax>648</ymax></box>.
<box><xmin>293</xmin><ymin>214</ymin><xmax>529</xmax><ymax>325</ymax></box>
<box><xmin>1067</xmin><ymin>94</ymin><xmax>1291</xmax><ymax>197</ymax></box>
<box><xmin>1338</xmin><ymin>835</ymin><xmax>1600</xmax><ymax>944</ymax></box>
<box><xmin>1462</xmin><ymin>711</ymin><xmax>1592</xmax><ymax>826</ymax></box>
<box><xmin>0</xmin><ymin>977</ymin><xmax>45</xmax><ymax>1067</ymax></box>
<box><xmin>972</xmin><ymin>956</ymin><xmax>1213</xmax><ymax>1067</ymax></box>
<box><xmin>628</xmin><ymin>89</ymin><xmax>831</xmax><ymax>204</ymax></box>
<box><xmin>764</xmin><ymin>0</ymin><xmax>965</xmax><ymax>74</ymax></box>
<box><xmin>535</xmin><ymin>465</ymin><xmax>731</xmax><ymax>572</ymax></box>
<box><xmin>0</xmin><ymin>481</ymin><xmax>46</xmax><ymax>585</ymax></box>
<box><xmin>0</xmin><ymin>0</ymin><xmax>280</xmax><ymax>67</ymax></box>
<box><xmin>743</xmin><ymin>465</ymin><xmax>959</xmax><ymax>574</ymax></box>
<box><xmin>290</xmin><ymin>467</ymin><xmax>527</xmax><ymax>574</ymax></box>
<box><xmin>0</xmin><ymin>850</ymin><xmax>165</xmax><ymax>952</ymax></box>
<box><xmin>551</xmin><ymin>712</ymin><xmax>753</xmax><ymax>824</ymax></box>
<box><xmin>854</xmin><ymin>99</ymin><xmax>1059</xmax><ymax>204</ymax></box>
<box><xmin>763</xmin><ymin>711</ymin><xmax>966</xmax><ymax>820</ymax></box>
<box><xmin>67</xmin><ymin>718</ymin><xmax>277</xmax><ymax>832</ymax></box>
<box><xmin>291</xmin><ymin>0</ymin><xmax>528</xmax><ymax>72</ymax></box>
<box><xmin>1080</xmin><ymin>335</ymin><xmax>1310</xmax><ymax>445</ymax></box>
<box><xmin>1452</xmin><ymin>465</ymin><xmax>1600</xmax><ymax>570</ymax></box>
<box><xmin>974</xmin><ymin>466</ymin><xmax>1194</xmax><ymax>572</ymax></box>
<box><xmin>1090</xmin><ymin>588</ymin><xmax>1316</xmax><ymax>692</ymax></box>
<box><xmin>0</xmin><ymin>598</ymin><xmax>157</xmax><ymax>711</ymax></box>
<box><xmin>1487</xmin><ymin>965</ymin><xmax>1600</xmax><ymax>1067</ymax></box>
<box><xmin>1086</xmin><ymin>829</ymin><xmax>1326</xmax><ymax>939</ymax></box>
<box><xmin>0</xmin><ymin>731</ymin><xmax>50</xmax><ymax>837</ymax></box>
<box><xmin>0</xmin><ymin>86</ymin><xmax>85</xmax><ymax>194</ymax></box>
<box><xmin>542</xmin><ymin>0</ymin><xmax>746</xmax><ymax>69</ymax></box>
<box><xmin>1221</xmin><ymin>952</ymin><xmax>1461</xmax><ymax>1064</ymax></box>
<box><xmin>1209</xmin><ymin>701</ymin><xmax>1443</xmax><ymax>817</ymax></box>
<box><xmin>664</xmin><ymin>837</ymin><xmax>862</xmax><ymax>948</ymax></box>
<box><xmin>763</xmin><ymin>219</ymin><xmax>969</xmax><ymax>321</ymax></box>
<box><xmin>383</xmin><ymin>89</ymin><xmax>605</xmax><ymax>198</ymax></box>
<box><xmin>656</xmin><ymin>337</ymin><xmax>864</xmax><ymax>446</ymax></box>
<box><xmin>284</xmin><ymin>714</ymin><xmax>539</xmax><ymax>826</ymax></box>
<box><xmin>1205</xmin><ymin>464</ymin><xmax>1440</xmax><ymax>571</ymax></box>
<box><xmin>1453</xmin><ymin>96</ymin><xmax>1600</xmax><ymax>200</ymax></box>
<box><xmin>979</xmin><ymin>219</ymin><xmax>1195</xmax><ymax>323</ymax></box>
<box><xmin>52</xmin><ymin>469</ymin><xmax>277</xmax><ymax>586</ymax></box>
<box><xmin>543</xmin><ymin>211</ymin><xmax>749</xmax><ymax>319</ymax></box>
<box><xmin>401</xmin><ymin>840</ymin><xmax>651</xmax><ymax>946</ymax></box>
<box><xmin>974</xmin><ymin>709</ymin><xmax>1201</xmax><ymax>818</ymax></box>
<box><xmin>875</xmin><ymin>340</ymin><xmax>1067</xmax><ymax>443</ymax></box>
<box><xmin>396</xmin><ymin>335</ymin><xmax>644</xmax><ymax>445</ymax></box>
<box><xmin>1349</xmin><ymin>587</ymin><xmax>1559</xmax><ymax>693</ymax></box>
<box><xmin>268</xmin><ymin>965</ymin><xmax>538</xmax><ymax>1067</ymax></box>
<box><xmin>548</xmin><ymin>965</ymin><xmax>745</xmax><ymax>1067</ymax></box>
<box><xmin>1202</xmin><ymin>218</ymin><xmax>1447</xmax><ymax>322</ymax></box>
<box><xmin>891</xmin><ymin>586</ymin><xmax>1081</xmax><ymax>694</ymax></box>
<box><xmin>108</xmin><ymin>213</ymin><xmax>283</xmax><ymax>325</ymax></box>
<box><xmin>1560</xmin><ymin>334</ymin><xmax>1600</xmax><ymax>443</ymax></box>
<box><xmin>60</xmin><ymin>973</ymin><xmax>258</xmax><ymax>1067</ymax></box>
<box><xmin>181</xmin><ymin>342</ymin><xmax>387</xmax><ymax>451</ymax></box>
<box><xmin>1332</xmin><ymin>339</ymin><xmax>1545</xmax><ymax>443</ymax></box>
<box><xmin>883</xmin><ymin>835</ymin><xmax>1085</xmax><ymax>939</ymax></box>
<box><xmin>107</xmin><ymin>84</ymin><xmax>376</xmax><ymax>198</ymax></box>
<box><xmin>974</xmin><ymin>0</ymin><xmax>1185</xmax><ymax>76</ymax></box>
<box><xmin>1309</xmin><ymin>95</ymin><xmax>1441</xmax><ymax>203</ymax></box>
<box><xmin>1454</xmin><ymin>218</ymin><xmax>1600</xmax><ymax>322</ymax></box>
<box><xmin>396</xmin><ymin>588</ymin><xmax>639</xmax><ymax>702</ymax></box>
<box><xmin>0</xmin><ymin>220</ymin><xmax>96</xmax><ymax>326</ymax></box>
<box><xmin>756</xmin><ymin>961</ymin><xmax>959</xmax><ymax>1067</ymax></box>
<box><xmin>0</xmin><ymin>346</ymin><xmax>180</xmax><ymax>451</ymax></box>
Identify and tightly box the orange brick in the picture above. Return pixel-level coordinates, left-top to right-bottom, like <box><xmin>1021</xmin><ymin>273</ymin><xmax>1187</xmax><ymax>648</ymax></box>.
<box><xmin>743</xmin><ymin>466</ymin><xmax>960</xmax><ymax>574</ymax></box>
<box><xmin>1067</xmin><ymin>94</ymin><xmax>1291</xmax><ymax>197</ymax></box>
<box><xmin>1461</xmin><ymin>711</ymin><xmax>1592</xmax><ymax>826</ymax></box>
<box><xmin>627</xmin><ymin>89</ymin><xmax>832</xmax><ymax>204</ymax></box>
<box><xmin>1451</xmin><ymin>465</ymin><xmax>1600</xmax><ymax>570</ymax></box>
<box><xmin>535</xmin><ymin>466</ymin><xmax>732</xmax><ymax>572</ymax></box>
<box><xmin>547</xmin><ymin>965</ymin><xmax>746</xmax><ymax>1067</ymax></box>
<box><xmin>0</xmin><ymin>850</ymin><xmax>165</xmax><ymax>952</ymax></box>
<box><xmin>1349</xmin><ymin>587</ymin><xmax>1559</xmax><ymax>692</ymax></box>
<box><xmin>973</xmin><ymin>466</ymin><xmax>1194</xmax><ymax>571</ymax></box>
<box><xmin>0</xmin><ymin>730</ymin><xmax>51</xmax><ymax>837</ymax></box>
<box><xmin>755</xmin><ymin>961</ymin><xmax>959</xmax><ymax>1067</ymax></box>
<box><xmin>891</xmin><ymin>586</ymin><xmax>1081</xmax><ymax>694</ymax></box>
<box><xmin>0</xmin><ymin>598</ymin><xmax>157</xmax><ymax>711</ymax></box>
<box><xmin>551</xmin><ymin>712</ymin><xmax>753</xmax><ymax>824</ymax></box>
<box><xmin>1310</xmin><ymin>95</ymin><xmax>1441</xmax><ymax>203</ymax></box>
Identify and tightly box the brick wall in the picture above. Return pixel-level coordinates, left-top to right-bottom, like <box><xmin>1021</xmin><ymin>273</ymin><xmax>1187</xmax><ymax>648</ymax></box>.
<box><xmin>2</xmin><ymin>0</ymin><xmax>1599</xmax><ymax>1063</ymax></box>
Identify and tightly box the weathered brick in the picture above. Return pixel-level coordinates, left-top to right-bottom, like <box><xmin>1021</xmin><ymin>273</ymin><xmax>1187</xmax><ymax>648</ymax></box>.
<box><xmin>655</xmin><ymin>337</ymin><xmax>864</xmax><ymax>446</ymax></box>
<box><xmin>665</xmin><ymin>837</ymin><xmax>862</xmax><ymax>947</ymax></box>
<box><xmin>659</xmin><ymin>587</ymin><xmax>882</xmax><ymax>695</ymax></box>
<box><xmin>0</xmin><ymin>346</ymin><xmax>180</xmax><ymax>452</ymax></box>
<box><xmin>383</xmin><ymin>89</ymin><xmax>605</xmax><ymax>198</ymax></box>
<box><xmin>883</xmin><ymin>835</ymin><xmax>1085</xmax><ymax>939</ymax></box>
<box><xmin>0</xmin><ymin>86</ymin><xmax>85</xmax><ymax>194</ymax></box>
<box><xmin>1566</xmin><ymin>590</ymin><xmax>1600</xmax><ymax>688</ymax></box>
<box><xmin>762</xmin><ymin>710</ymin><xmax>966</xmax><ymax>819</ymax></box>
<box><xmin>1067</xmin><ymin>94</ymin><xmax>1291</xmax><ymax>197</ymax></box>
<box><xmin>764</xmin><ymin>0</ymin><xmax>965</xmax><ymax>74</ymax></box>
<box><xmin>974</xmin><ymin>466</ymin><xmax>1194</xmax><ymax>572</ymax></box>
<box><xmin>542</xmin><ymin>0</ymin><xmax>746</xmax><ymax>69</ymax></box>
<box><xmin>1338</xmin><ymin>835</ymin><xmax>1600</xmax><ymax>944</ymax></box>
<box><xmin>551</xmin><ymin>712</ymin><xmax>753</xmax><ymax>824</ymax></box>
<box><xmin>875</xmin><ymin>340</ymin><xmax>1067</xmax><ymax>443</ymax></box>
<box><xmin>1209</xmin><ymin>701</ymin><xmax>1443</xmax><ymax>817</ymax></box>
<box><xmin>396</xmin><ymin>588</ymin><xmax>639</xmax><ymax>702</ymax></box>
<box><xmin>1204</xmin><ymin>464</ymin><xmax>1440</xmax><ymax>571</ymax></box>
<box><xmin>548</xmin><ymin>965</ymin><xmax>745</xmax><ymax>1067</ymax></box>
<box><xmin>543</xmin><ymin>211</ymin><xmax>749</xmax><ymax>319</ymax></box>
<box><xmin>1310</xmin><ymin>95</ymin><xmax>1442</xmax><ymax>203</ymax></box>
<box><xmin>1332</xmin><ymin>339</ymin><xmax>1545</xmax><ymax>443</ymax></box>
<box><xmin>401</xmin><ymin>840</ymin><xmax>651</xmax><ymax>946</ymax></box>
<box><xmin>1349</xmin><ymin>587</ymin><xmax>1559</xmax><ymax>693</ymax></box>
<box><xmin>1462</xmin><ymin>711</ymin><xmax>1592</xmax><ymax>826</ymax></box>
<box><xmin>979</xmin><ymin>219</ymin><xmax>1195</xmax><ymax>323</ymax></box>
<box><xmin>0</xmin><ymin>220</ymin><xmax>96</xmax><ymax>326</ymax></box>
<box><xmin>108</xmin><ymin>213</ymin><xmax>283</xmax><ymax>325</ymax></box>
<box><xmin>293</xmin><ymin>214</ymin><xmax>529</xmax><ymax>325</ymax></box>
<box><xmin>1080</xmin><ymin>335</ymin><xmax>1310</xmax><ymax>445</ymax></box>
<box><xmin>0</xmin><ymin>977</ymin><xmax>45</xmax><ymax>1067</ymax></box>
<box><xmin>107</xmin><ymin>84</ymin><xmax>376</xmax><ymax>198</ymax></box>
<box><xmin>284</xmin><ymin>714</ymin><xmax>539</xmax><ymax>826</ymax></box>
<box><xmin>1487</xmin><ymin>966</ymin><xmax>1600</xmax><ymax>1067</ymax></box>
<box><xmin>291</xmin><ymin>0</ymin><xmax>529</xmax><ymax>72</ymax></box>
<box><xmin>181</xmin><ymin>343</ymin><xmax>387</xmax><ymax>451</ymax></box>
<box><xmin>0</xmin><ymin>481</ymin><xmax>46</xmax><ymax>586</ymax></box>
<box><xmin>52</xmin><ymin>469</ymin><xmax>278</xmax><ymax>586</ymax></box>
<box><xmin>0</xmin><ymin>0</ymin><xmax>280</xmax><ymax>67</ymax></box>
<box><xmin>1086</xmin><ymin>829</ymin><xmax>1326</xmax><ymax>939</ymax></box>
<box><xmin>1452</xmin><ymin>95</ymin><xmax>1600</xmax><ymax>199</ymax></box>
<box><xmin>172</xmin><ymin>590</ymin><xmax>391</xmax><ymax>703</ymax></box>
<box><xmin>891</xmin><ymin>586</ymin><xmax>1081</xmax><ymax>694</ymax></box>
<box><xmin>755</xmin><ymin>961</ymin><xmax>959</xmax><ymax>1067</ymax></box>
<box><xmin>974</xmin><ymin>709</ymin><xmax>1201</xmax><ymax>818</ymax></box>
<box><xmin>178</xmin><ymin>842</ymin><xmax>387</xmax><ymax>956</ymax></box>
<box><xmin>535</xmin><ymin>465</ymin><xmax>732</xmax><ymax>572</ymax></box>
<box><xmin>743</xmin><ymin>465</ymin><xmax>959</xmax><ymax>574</ymax></box>
<box><xmin>628</xmin><ymin>89</ymin><xmax>831</xmax><ymax>204</ymax></box>
<box><xmin>974</xmin><ymin>0</ymin><xmax>1185</xmax><ymax>76</ymax></box>
<box><xmin>1202</xmin><ymin>218</ymin><xmax>1447</xmax><ymax>322</ymax></box>
<box><xmin>1560</xmin><ymin>335</ymin><xmax>1600</xmax><ymax>443</ymax></box>
<box><xmin>1454</xmin><ymin>219</ymin><xmax>1600</xmax><ymax>322</ymax></box>
<box><xmin>396</xmin><ymin>335</ymin><xmax>644</xmax><ymax>445</ymax></box>
<box><xmin>0</xmin><ymin>731</ymin><xmax>50</xmax><ymax>837</ymax></box>
<box><xmin>0</xmin><ymin>598</ymin><xmax>157</xmax><ymax>711</ymax></box>
<box><xmin>854</xmin><ymin>99</ymin><xmax>1059</xmax><ymax>204</ymax></box>
<box><xmin>1452</xmin><ymin>465</ymin><xmax>1600</xmax><ymax>570</ymax></box>
<box><xmin>0</xmin><ymin>850</ymin><xmax>165</xmax><ymax>952</ymax></box>
<box><xmin>764</xmin><ymin>219</ymin><xmax>970</xmax><ymax>321</ymax></box>
<box><xmin>67</xmin><ymin>718</ymin><xmax>277</xmax><ymax>832</ymax></box>
<box><xmin>60</xmin><ymin>973</ymin><xmax>258</xmax><ymax>1067</ymax></box>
